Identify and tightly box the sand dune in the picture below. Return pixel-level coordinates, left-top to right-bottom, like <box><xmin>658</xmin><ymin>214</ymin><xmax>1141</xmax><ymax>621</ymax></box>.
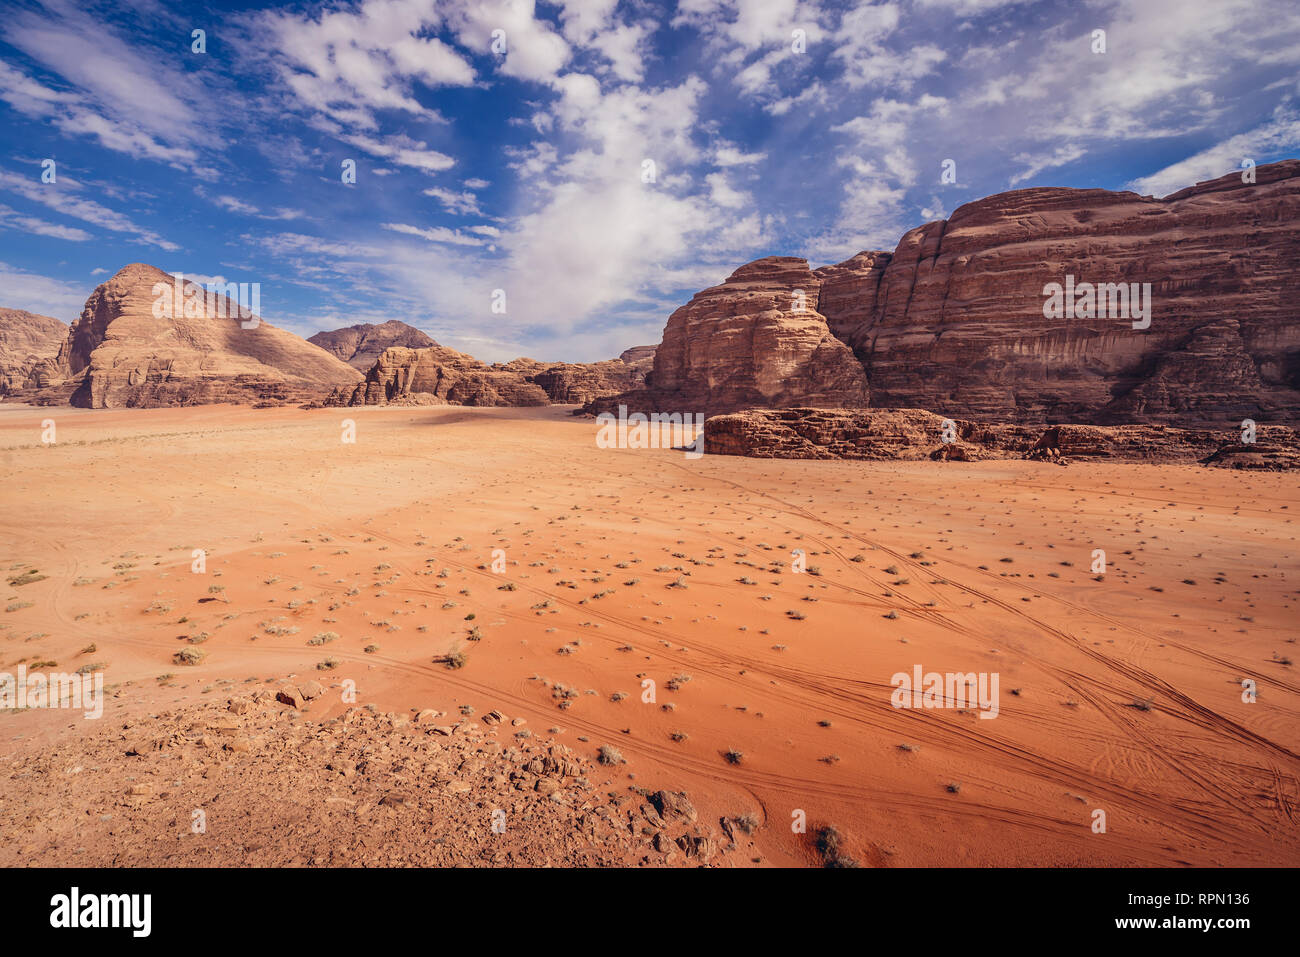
<box><xmin>1</xmin><ymin>403</ymin><xmax>1297</xmax><ymax>866</ymax></box>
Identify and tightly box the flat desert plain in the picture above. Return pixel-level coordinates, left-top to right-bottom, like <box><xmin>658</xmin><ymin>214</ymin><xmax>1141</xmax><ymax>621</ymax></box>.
<box><xmin>1</xmin><ymin>403</ymin><xmax>1298</xmax><ymax>867</ymax></box>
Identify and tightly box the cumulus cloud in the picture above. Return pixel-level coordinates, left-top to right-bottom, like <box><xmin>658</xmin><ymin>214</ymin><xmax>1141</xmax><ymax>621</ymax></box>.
<box><xmin>251</xmin><ymin>0</ymin><xmax>476</xmax><ymax>127</ymax></box>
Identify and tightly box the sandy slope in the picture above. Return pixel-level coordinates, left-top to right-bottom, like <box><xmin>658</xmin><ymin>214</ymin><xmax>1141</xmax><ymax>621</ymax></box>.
<box><xmin>1</xmin><ymin>403</ymin><xmax>1297</xmax><ymax>867</ymax></box>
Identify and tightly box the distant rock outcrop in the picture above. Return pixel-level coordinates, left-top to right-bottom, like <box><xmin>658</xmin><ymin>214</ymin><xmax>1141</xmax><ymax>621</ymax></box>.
<box><xmin>308</xmin><ymin>320</ymin><xmax>436</xmax><ymax>370</ymax></box>
<box><xmin>592</xmin><ymin>160</ymin><xmax>1300</xmax><ymax>426</ymax></box>
<box><xmin>499</xmin><ymin>356</ymin><xmax>645</xmax><ymax>404</ymax></box>
<box><xmin>703</xmin><ymin>407</ymin><xmax>1298</xmax><ymax>468</ymax></box>
<box><xmin>333</xmin><ymin>344</ymin><xmax>550</xmax><ymax>407</ymax></box>
<box><xmin>618</xmin><ymin>345</ymin><xmax>656</xmax><ymax>384</ymax></box>
<box><xmin>335</xmin><ymin>345</ymin><xmax>655</xmax><ymax>407</ymax></box>
<box><xmin>0</xmin><ymin>308</ymin><xmax>67</xmax><ymax>397</ymax></box>
<box><xmin>24</xmin><ymin>264</ymin><xmax>361</xmax><ymax>408</ymax></box>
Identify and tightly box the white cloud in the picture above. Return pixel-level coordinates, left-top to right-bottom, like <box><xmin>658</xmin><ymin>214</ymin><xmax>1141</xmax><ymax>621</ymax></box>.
<box><xmin>252</xmin><ymin>0</ymin><xmax>476</xmax><ymax>128</ymax></box>
<box><xmin>766</xmin><ymin>79</ymin><xmax>828</xmax><ymax>116</ymax></box>
<box><xmin>915</xmin><ymin>0</ymin><xmax>1032</xmax><ymax>14</ymax></box>
<box><xmin>0</xmin><ymin>202</ymin><xmax>91</xmax><ymax>241</ymax></box>
<box><xmin>830</xmin><ymin>4</ymin><xmax>946</xmax><ymax>90</ymax></box>
<box><xmin>340</xmin><ymin>132</ymin><xmax>456</xmax><ymax>174</ymax></box>
<box><xmin>214</xmin><ymin>196</ymin><xmax>261</xmax><ymax>216</ymax></box>
<box><xmin>714</xmin><ymin>145</ymin><xmax>767</xmax><ymax>166</ymax></box>
<box><xmin>445</xmin><ymin>0</ymin><xmax>570</xmax><ymax>84</ymax></box>
<box><xmin>0</xmin><ymin>260</ymin><xmax>90</xmax><ymax>320</ymax></box>
<box><xmin>834</xmin><ymin>95</ymin><xmax>949</xmax><ymax>187</ymax></box>
<box><xmin>807</xmin><ymin>157</ymin><xmax>911</xmax><ymax>261</ymax></box>
<box><xmin>1009</xmin><ymin>143</ymin><xmax>1087</xmax><ymax>186</ymax></box>
<box><xmin>706</xmin><ymin>172</ymin><xmax>748</xmax><ymax>208</ymax></box>
<box><xmin>586</xmin><ymin>20</ymin><xmax>651</xmax><ymax>83</ymax></box>
<box><xmin>380</xmin><ymin>222</ymin><xmax>490</xmax><ymax>246</ymax></box>
<box><xmin>0</xmin><ymin>171</ymin><xmax>178</xmax><ymax>251</ymax></box>
<box><xmin>422</xmin><ymin>186</ymin><xmax>483</xmax><ymax>215</ymax></box>
<box><xmin>1126</xmin><ymin>106</ymin><xmax>1300</xmax><ymax>196</ymax></box>
<box><xmin>1</xmin><ymin>3</ymin><xmax>215</xmax><ymax>173</ymax></box>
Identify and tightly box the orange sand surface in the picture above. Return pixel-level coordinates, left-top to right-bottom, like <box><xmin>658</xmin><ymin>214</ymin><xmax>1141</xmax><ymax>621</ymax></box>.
<box><xmin>1</xmin><ymin>403</ymin><xmax>1297</xmax><ymax>866</ymax></box>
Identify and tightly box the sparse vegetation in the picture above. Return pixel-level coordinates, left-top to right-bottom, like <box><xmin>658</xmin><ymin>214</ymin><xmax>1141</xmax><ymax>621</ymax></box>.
<box><xmin>437</xmin><ymin>649</ymin><xmax>468</xmax><ymax>669</ymax></box>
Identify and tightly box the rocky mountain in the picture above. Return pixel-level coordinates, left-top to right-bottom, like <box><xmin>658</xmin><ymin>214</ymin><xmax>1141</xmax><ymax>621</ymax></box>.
<box><xmin>24</xmin><ymin>263</ymin><xmax>361</xmax><ymax>408</ymax></box>
<box><xmin>308</xmin><ymin>320</ymin><xmax>436</xmax><ymax>370</ymax></box>
<box><xmin>336</xmin><ymin>344</ymin><xmax>654</xmax><ymax>407</ymax></box>
<box><xmin>0</xmin><ymin>307</ymin><xmax>67</xmax><ymax>397</ymax></box>
<box><xmin>593</xmin><ymin>160</ymin><xmax>1300</xmax><ymax>426</ymax></box>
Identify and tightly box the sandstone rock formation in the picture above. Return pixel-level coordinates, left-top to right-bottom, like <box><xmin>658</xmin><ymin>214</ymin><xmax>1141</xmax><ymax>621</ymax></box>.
<box><xmin>308</xmin><ymin>320</ymin><xmax>436</xmax><ymax>370</ymax></box>
<box><xmin>595</xmin><ymin>160</ymin><xmax>1300</xmax><ymax>426</ymax></box>
<box><xmin>0</xmin><ymin>307</ymin><xmax>67</xmax><ymax>397</ymax></box>
<box><xmin>618</xmin><ymin>344</ymin><xmax>656</xmax><ymax>384</ymax></box>
<box><xmin>500</xmin><ymin>356</ymin><xmax>645</xmax><ymax>404</ymax></box>
<box><xmin>591</xmin><ymin>257</ymin><xmax>869</xmax><ymax>416</ymax></box>
<box><xmin>335</xmin><ymin>344</ymin><xmax>550</xmax><ymax>407</ymax></box>
<box><xmin>703</xmin><ymin>407</ymin><xmax>1298</xmax><ymax>468</ymax></box>
<box><xmin>337</xmin><ymin>345</ymin><xmax>655</xmax><ymax>407</ymax></box>
<box><xmin>705</xmin><ymin>408</ymin><xmax>952</xmax><ymax>460</ymax></box>
<box><xmin>25</xmin><ymin>264</ymin><xmax>361</xmax><ymax>408</ymax></box>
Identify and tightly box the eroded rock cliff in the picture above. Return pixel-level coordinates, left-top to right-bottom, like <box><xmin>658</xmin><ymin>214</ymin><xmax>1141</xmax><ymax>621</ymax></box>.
<box><xmin>703</xmin><ymin>408</ymin><xmax>1298</xmax><ymax>468</ymax></box>
<box><xmin>593</xmin><ymin>161</ymin><xmax>1300</xmax><ymax>426</ymax></box>
<box><xmin>0</xmin><ymin>308</ymin><xmax>67</xmax><ymax>397</ymax></box>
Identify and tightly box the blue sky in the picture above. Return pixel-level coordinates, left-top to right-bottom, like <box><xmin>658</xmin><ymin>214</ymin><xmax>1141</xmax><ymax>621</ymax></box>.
<box><xmin>0</xmin><ymin>0</ymin><xmax>1297</xmax><ymax>362</ymax></box>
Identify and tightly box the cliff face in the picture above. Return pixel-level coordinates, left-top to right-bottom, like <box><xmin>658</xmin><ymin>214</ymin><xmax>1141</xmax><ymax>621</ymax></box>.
<box><xmin>841</xmin><ymin>161</ymin><xmax>1300</xmax><ymax>424</ymax></box>
<box><xmin>0</xmin><ymin>308</ymin><xmax>67</xmax><ymax>396</ymax></box>
<box><xmin>594</xmin><ymin>160</ymin><xmax>1300</xmax><ymax>425</ymax></box>
<box><xmin>308</xmin><ymin>320</ymin><xmax>436</xmax><ymax>370</ymax></box>
<box><xmin>590</xmin><ymin>257</ymin><xmax>869</xmax><ymax>415</ymax></box>
<box><xmin>618</xmin><ymin>345</ymin><xmax>657</xmax><ymax>374</ymax></box>
<box><xmin>28</xmin><ymin>264</ymin><xmax>361</xmax><ymax>408</ymax></box>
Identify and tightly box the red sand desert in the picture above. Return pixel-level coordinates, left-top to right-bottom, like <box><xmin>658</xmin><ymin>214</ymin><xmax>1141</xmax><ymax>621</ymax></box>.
<box><xmin>1</xmin><ymin>402</ymin><xmax>1296</xmax><ymax>867</ymax></box>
